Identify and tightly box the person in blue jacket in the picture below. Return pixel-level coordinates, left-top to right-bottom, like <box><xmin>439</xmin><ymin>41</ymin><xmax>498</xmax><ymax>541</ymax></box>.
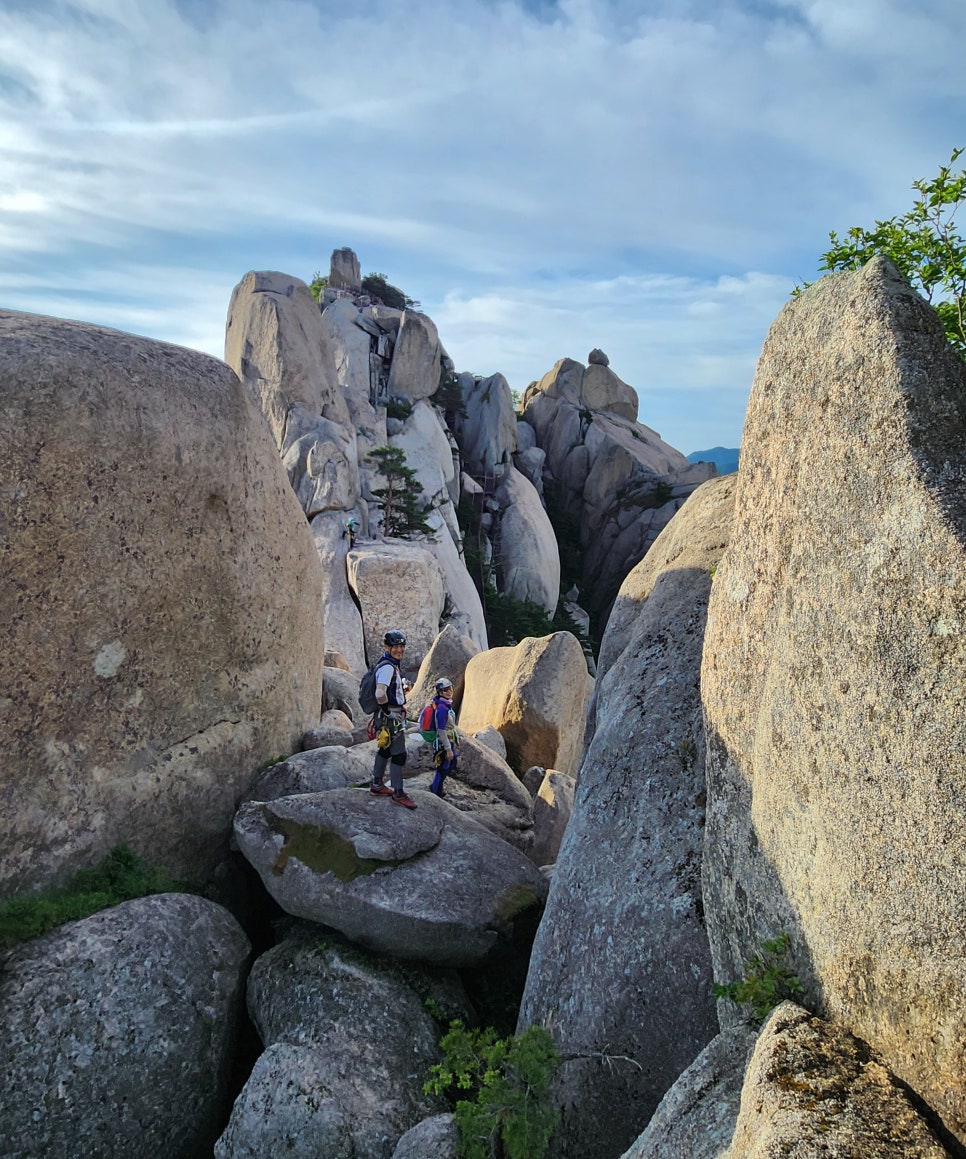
<box><xmin>429</xmin><ymin>677</ymin><xmax>459</xmax><ymax>798</ymax></box>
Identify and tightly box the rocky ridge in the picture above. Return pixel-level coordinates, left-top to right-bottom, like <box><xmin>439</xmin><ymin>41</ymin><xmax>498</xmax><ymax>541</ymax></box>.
<box><xmin>3</xmin><ymin>249</ymin><xmax>962</xmax><ymax>1159</ymax></box>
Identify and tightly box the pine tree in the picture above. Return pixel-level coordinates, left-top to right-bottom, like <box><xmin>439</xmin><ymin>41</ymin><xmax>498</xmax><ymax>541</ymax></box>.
<box><xmin>369</xmin><ymin>445</ymin><xmax>436</xmax><ymax>539</ymax></box>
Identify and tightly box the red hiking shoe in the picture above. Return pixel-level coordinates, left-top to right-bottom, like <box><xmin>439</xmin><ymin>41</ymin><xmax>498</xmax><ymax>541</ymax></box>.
<box><xmin>391</xmin><ymin>792</ymin><xmax>417</xmax><ymax>809</ymax></box>
<box><xmin>369</xmin><ymin>783</ymin><xmax>394</xmax><ymax>797</ymax></box>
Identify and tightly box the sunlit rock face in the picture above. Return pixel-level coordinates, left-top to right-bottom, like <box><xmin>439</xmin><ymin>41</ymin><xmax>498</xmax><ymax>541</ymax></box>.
<box><xmin>702</xmin><ymin>257</ymin><xmax>966</xmax><ymax>1146</ymax></box>
<box><xmin>0</xmin><ymin>309</ymin><xmax>324</xmax><ymax>893</ymax></box>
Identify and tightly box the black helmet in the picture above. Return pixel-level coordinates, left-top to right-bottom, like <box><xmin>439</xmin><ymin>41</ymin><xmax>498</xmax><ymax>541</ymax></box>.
<box><xmin>435</xmin><ymin>678</ymin><xmax>454</xmax><ymax>695</ymax></box>
<box><xmin>384</xmin><ymin>629</ymin><xmax>407</xmax><ymax>647</ymax></box>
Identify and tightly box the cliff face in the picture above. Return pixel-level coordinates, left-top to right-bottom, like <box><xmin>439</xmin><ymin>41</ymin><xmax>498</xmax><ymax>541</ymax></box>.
<box><xmin>701</xmin><ymin>257</ymin><xmax>966</xmax><ymax>1145</ymax></box>
<box><xmin>520</xmin><ymin>355</ymin><xmax>716</xmax><ymax>631</ymax></box>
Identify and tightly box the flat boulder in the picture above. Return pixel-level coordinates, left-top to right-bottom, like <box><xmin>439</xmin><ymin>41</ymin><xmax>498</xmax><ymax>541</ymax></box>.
<box><xmin>459</xmin><ymin>633</ymin><xmax>589</xmax><ymax>777</ymax></box>
<box><xmin>233</xmin><ymin>789</ymin><xmax>547</xmax><ymax>966</ymax></box>
<box><xmin>0</xmin><ymin>311</ymin><xmax>325</xmax><ymax>892</ymax></box>
<box><xmin>0</xmin><ymin>894</ymin><xmax>250</xmax><ymax>1159</ymax></box>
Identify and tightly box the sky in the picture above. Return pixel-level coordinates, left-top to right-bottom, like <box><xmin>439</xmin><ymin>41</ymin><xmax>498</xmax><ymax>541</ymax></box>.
<box><xmin>1</xmin><ymin>0</ymin><xmax>964</xmax><ymax>455</ymax></box>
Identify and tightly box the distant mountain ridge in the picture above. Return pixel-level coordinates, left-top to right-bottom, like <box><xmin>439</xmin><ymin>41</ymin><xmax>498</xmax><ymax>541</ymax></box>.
<box><xmin>688</xmin><ymin>445</ymin><xmax>739</xmax><ymax>474</ymax></box>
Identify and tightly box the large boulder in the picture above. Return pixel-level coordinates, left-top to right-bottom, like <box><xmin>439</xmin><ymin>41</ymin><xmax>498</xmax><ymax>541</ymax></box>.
<box><xmin>224</xmin><ymin>270</ymin><xmax>350</xmax><ymax>448</ymax></box>
<box><xmin>701</xmin><ymin>258</ymin><xmax>966</xmax><ymax>1145</ymax></box>
<box><xmin>723</xmin><ymin>1004</ymin><xmax>952</xmax><ymax>1158</ymax></box>
<box><xmin>215</xmin><ymin>932</ymin><xmax>451</xmax><ymax>1159</ymax></box>
<box><xmin>282</xmin><ymin>414</ymin><xmax>359</xmax><ymax>518</ymax></box>
<box><xmin>233</xmin><ymin>789</ymin><xmax>547</xmax><ymax>966</ymax></box>
<box><xmin>619</xmin><ymin>1024</ymin><xmax>758</xmax><ymax>1159</ymax></box>
<box><xmin>392</xmin><ymin>1114</ymin><xmax>459</xmax><ymax>1159</ymax></box>
<box><xmin>580</xmin><ymin>361</ymin><xmax>638</xmax><ymax>420</ymax></box>
<box><xmin>0</xmin><ymin>311</ymin><xmax>325</xmax><ymax>892</ymax></box>
<box><xmin>409</xmin><ymin>625</ymin><xmax>480</xmax><ymax>711</ymax></box>
<box><xmin>386</xmin><ymin>311</ymin><xmax>442</xmax><ymax>402</ymax></box>
<box><xmin>494</xmin><ymin>466</ymin><xmax>561</xmax><ymax>614</ymax></box>
<box><xmin>518</xmin><ymin>475</ymin><xmax>735</xmax><ymax>1159</ymax></box>
<box><xmin>0</xmin><ymin>894</ymin><xmax>250</xmax><ymax>1159</ymax></box>
<box><xmin>347</xmin><ymin>540</ymin><xmax>447</xmax><ymax>670</ymax></box>
<box><xmin>459</xmin><ymin>633</ymin><xmax>589</xmax><ymax>777</ymax></box>
<box><xmin>453</xmin><ymin>372</ymin><xmax>519</xmax><ymax>475</ymax></box>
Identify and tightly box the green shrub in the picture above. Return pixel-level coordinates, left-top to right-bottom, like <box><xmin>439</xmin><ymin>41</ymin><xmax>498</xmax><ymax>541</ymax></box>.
<box><xmin>713</xmin><ymin>932</ymin><xmax>804</xmax><ymax>1022</ymax></box>
<box><xmin>432</xmin><ymin>368</ymin><xmax>467</xmax><ymax>418</ymax></box>
<box><xmin>361</xmin><ymin>272</ymin><xmax>419</xmax><ymax>311</ymax></box>
<box><xmin>804</xmin><ymin>148</ymin><xmax>966</xmax><ymax>357</ymax></box>
<box><xmin>309</xmin><ymin>271</ymin><xmax>328</xmax><ymax>301</ymax></box>
<box><xmin>425</xmin><ymin>1021</ymin><xmax>560</xmax><ymax>1159</ymax></box>
<box><xmin>0</xmin><ymin>846</ymin><xmax>184</xmax><ymax>948</ymax></box>
<box><xmin>384</xmin><ymin>397</ymin><xmax>413</xmax><ymax>421</ymax></box>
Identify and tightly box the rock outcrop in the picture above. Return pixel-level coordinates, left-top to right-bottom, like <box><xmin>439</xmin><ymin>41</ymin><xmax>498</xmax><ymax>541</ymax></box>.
<box><xmin>452</xmin><ymin>372</ymin><xmax>519</xmax><ymax>476</ymax></box>
<box><xmin>723</xmin><ymin>1003</ymin><xmax>952</xmax><ymax>1158</ymax></box>
<box><xmin>702</xmin><ymin>258</ymin><xmax>966</xmax><ymax>1144</ymax></box>
<box><xmin>0</xmin><ymin>894</ymin><xmax>250</xmax><ymax>1159</ymax></box>
<box><xmin>233</xmin><ymin>789</ymin><xmax>547</xmax><ymax>966</ymax></box>
<box><xmin>459</xmin><ymin>633</ymin><xmax>590</xmax><ymax>777</ymax></box>
<box><xmin>619</xmin><ymin>1024</ymin><xmax>758</xmax><ymax>1159</ymax></box>
<box><xmin>0</xmin><ymin>311</ymin><xmax>325</xmax><ymax>892</ymax></box>
<box><xmin>518</xmin><ymin>475</ymin><xmax>735</xmax><ymax>1158</ymax></box>
<box><xmin>215</xmin><ymin>932</ymin><xmax>450</xmax><ymax>1159</ymax></box>
<box><xmin>521</xmin><ymin>355</ymin><xmax>715</xmax><ymax>626</ymax></box>
<box><xmin>493</xmin><ymin>466</ymin><xmax>561</xmax><ymax>613</ymax></box>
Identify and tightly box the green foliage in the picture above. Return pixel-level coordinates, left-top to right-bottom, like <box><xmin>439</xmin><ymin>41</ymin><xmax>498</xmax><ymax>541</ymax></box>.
<box><xmin>362</xmin><ymin>272</ymin><xmax>419</xmax><ymax>311</ymax></box>
<box><xmin>384</xmin><ymin>396</ymin><xmax>414</xmax><ymax>421</ymax></box>
<box><xmin>309</xmin><ymin>271</ymin><xmax>328</xmax><ymax>301</ymax></box>
<box><xmin>651</xmin><ymin>480</ymin><xmax>675</xmax><ymax>507</ymax></box>
<box><xmin>809</xmin><ymin>148</ymin><xmax>966</xmax><ymax>356</ymax></box>
<box><xmin>425</xmin><ymin>1021</ymin><xmax>560</xmax><ymax>1159</ymax></box>
<box><xmin>369</xmin><ymin>444</ymin><xmax>436</xmax><ymax>540</ymax></box>
<box><xmin>432</xmin><ymin>368</ymin><xmax>467</xmax><ymax>417</ymax></box>
<box><xmin>0</xmin><ymin>846</ymin><xmax>184</xmax><ymax>948</ymax></box>
<box><xmin>713</xmin><ymin>932</ymin><xmax>804</xmax><ymax>1022</ymax></box>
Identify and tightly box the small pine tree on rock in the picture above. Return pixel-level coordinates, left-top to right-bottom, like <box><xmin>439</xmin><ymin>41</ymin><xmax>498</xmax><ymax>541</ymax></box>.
<box><xmin>370</xmin><ymin>445</ymin><xmax>436</xmax><ymax>540</ymax></box>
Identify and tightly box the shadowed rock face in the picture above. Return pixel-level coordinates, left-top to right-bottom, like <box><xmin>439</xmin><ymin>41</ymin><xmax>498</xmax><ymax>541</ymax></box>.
<box><xmin>0</xmin><ymin>894</ymin><xmax>250</xmax><ymax>1159</ymax></box>
<box><xmin>215</xmin><ymin>932</ymin><xmax>450</xmax><ymax>1159</ymax></box>
<box><xmin>518</xmin><ymin>475</ymin><xmax>736</xmax><ymax>1159</ymax></box>
<box><xmin>702</xmin><ymin>258</ymin><xmax>966</xmax><ymax>1145</ymax></box>
<box><xmin>0</xmin><ymin>310</ymin><xmax>325</xmax><ymax>892</ymax></box>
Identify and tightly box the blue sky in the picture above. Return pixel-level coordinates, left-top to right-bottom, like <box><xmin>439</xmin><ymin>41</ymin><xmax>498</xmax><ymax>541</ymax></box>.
<box><xmin>1</xmin><ymin>0</ymin><xmax>964</xmax><ymax>454</ymax></box>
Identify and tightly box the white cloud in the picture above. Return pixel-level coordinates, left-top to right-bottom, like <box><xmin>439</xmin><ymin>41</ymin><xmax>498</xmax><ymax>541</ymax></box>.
<box><xmin>0</xmin><ymin>0</ymin><xmax>963</xmax><ymax>451</ymax></box>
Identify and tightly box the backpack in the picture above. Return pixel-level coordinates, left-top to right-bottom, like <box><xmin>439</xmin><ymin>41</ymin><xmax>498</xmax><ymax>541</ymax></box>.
<box><xmin>419</xmin><ymin>702</ymin><xmax>437</xmax><ymax>742</ymax></box>
<box><xmin>359</xmin><ymin>665</ymin><xmax>380</xmax><ymax>715</ymax></box>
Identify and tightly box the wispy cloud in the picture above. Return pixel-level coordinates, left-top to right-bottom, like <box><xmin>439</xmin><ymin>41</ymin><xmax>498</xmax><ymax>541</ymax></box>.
<box><xmin>1</xmin><ymin>0</ymin><xmax>964</xmax><ymax>451</ymax></box>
